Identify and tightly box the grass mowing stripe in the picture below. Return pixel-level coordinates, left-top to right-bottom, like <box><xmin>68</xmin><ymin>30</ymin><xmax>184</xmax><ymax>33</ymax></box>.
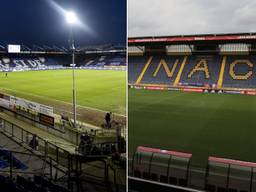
<box><xmin>129</xmin><ymin>89</ymin><xmax>256</xmax><ymax>166</ymax></box>
<box><xmin>0</xmin><ymin>70</ymin><xmax>126</xmax><ymax>115</ymax></box>
<box><xmin>1</xmin><ymin>87</ymin><xmax>125</xmax><ymax>117</ymax></box>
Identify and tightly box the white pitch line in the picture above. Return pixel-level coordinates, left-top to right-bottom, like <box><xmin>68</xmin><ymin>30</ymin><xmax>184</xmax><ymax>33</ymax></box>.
<box><xmin>1</xmin><ymin>88</ymin><xmax>126</xmax><ymax>117</ymax></box>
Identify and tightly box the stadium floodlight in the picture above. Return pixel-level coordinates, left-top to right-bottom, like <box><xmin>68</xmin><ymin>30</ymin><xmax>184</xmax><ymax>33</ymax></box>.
<box><xmin>66</xmin><ymin>10</ymin><xmax>77</xmax><ymax>128</ymax></box>
<box><xmin>65</xmin><ymin>11</ymin><xmax>78</xmax><ymax>25</ymax></box>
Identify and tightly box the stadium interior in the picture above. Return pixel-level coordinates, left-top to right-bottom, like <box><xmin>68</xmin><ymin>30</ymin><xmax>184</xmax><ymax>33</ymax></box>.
<box><xmin>128</xmin><ymin>33</ymin><xmax>256</xmax><ymax>192</ymax></box>
<box><xmin>0</xmin><ymin>44</ymin><xmax>127</xmax><ymax>192</ymax></box>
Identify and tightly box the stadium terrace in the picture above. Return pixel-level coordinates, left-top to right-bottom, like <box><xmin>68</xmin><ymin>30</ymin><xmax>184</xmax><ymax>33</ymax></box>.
<box><xmin>128</xmin><ymin>33</ymin><xmax>256</xmax><ymax>93</ymax></box>
<box><xmin>0</xmin><ymin>42</ymin><xmax>127</xmax><ymax>192</ymax></box>
<box><xmin>0</xmin><ymin>44</ymin><xmax>126</xmax><ymax>71</ymax></box>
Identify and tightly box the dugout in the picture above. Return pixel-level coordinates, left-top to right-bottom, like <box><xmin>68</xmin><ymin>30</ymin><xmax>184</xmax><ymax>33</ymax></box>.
<box><xmin>205</xmin><ymin>156</ymin><xmax>256</xmax><ymax>192</ymax></box>
<box><xmin>131</xmin><ymin>146</ymin><xmax>192</xmax><ymax>186</ymax></box>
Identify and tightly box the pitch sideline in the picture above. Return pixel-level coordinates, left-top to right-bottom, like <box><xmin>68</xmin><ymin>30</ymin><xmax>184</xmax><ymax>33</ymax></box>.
<box><xmin>1</xmin><ymin>88</ymin><xmax>126</xmax><ymax>117</ymax></box>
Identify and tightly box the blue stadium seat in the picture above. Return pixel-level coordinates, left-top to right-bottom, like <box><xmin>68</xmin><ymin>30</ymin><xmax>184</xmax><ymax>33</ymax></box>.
<box><xmin>222</xmin><ymin>55</ymin><xmax>256</xmax><ymax>89</ymax></box>
<box><xmin>0</xmin><ymin>149</ymin><xmax>28</xmax><ymax>171</ymax></box>
<box><xmin>180</xmin><ymin>54</ymin><xmax>221</xmax><ymax>86</ymax></box>
<box><xmin>0</xmin><ymin>54</ymin><xmax>126</xmax><ymax>72</ymax></box>
<box><xmin>129</xmin><ymin>54</ymin><xmax>256</xmax><ymax>89</ymax></box>
<box><xmin>128</xmin><ymin>55</ymin><xmax>152</xmax><ymax>84</ymax></box>
<box><xmin>140</xmin><ymin>55</ymin><xmax>184</xmax><ymax>85</ymax></box>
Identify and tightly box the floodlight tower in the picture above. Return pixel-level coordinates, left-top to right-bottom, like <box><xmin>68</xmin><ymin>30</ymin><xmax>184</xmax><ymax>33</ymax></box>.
<box><xmin>66</xmin><ymin>11</ymin><xmax>78</xmax><ymax>128</ymax></box>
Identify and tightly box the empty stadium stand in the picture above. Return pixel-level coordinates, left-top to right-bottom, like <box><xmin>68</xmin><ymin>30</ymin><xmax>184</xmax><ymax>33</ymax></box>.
<box><xmin>0</xmin><ymin>128</ymin><xmax>70</xmax><ymax>192</ymax></box>
<box><xmin>0</xmin><ymin>53</ymin><xmax>126</xmax><ymax>72</ymax></box>
<box><xmin>128</xmin><ymin>56</ymin><xmax>150</xmax><ymax>84</ymax></box>
<box><xmin>139</xmin><ymin>55</ymin><xmax>183</xmax><ymax>85</ymax></box>
<box><xmin>79</xmin><ymin>54</ymin><xmax>126</xmax><ymax>67</ymax></box>
<box><xmin>179</xmin><ymin>54</ymin><xmax>222</xmax><ymax>87</ymax></box>
<box><xmin>129</xmin><ymin>54</ymin><xmax>256</xmax><ymax>89</ymax></box>
<box><xmin>222</xmin><ymin>55</ymin><xmax>256</xmax><ymax>89</ymax></box>
<box><xmin>0</xmin><ymin>148</ymin><xmax>28</xmax><ymax>170</ymax></box>
<box><xmin>0</xmin><ymin>44</ymin><xmax>126</xmax><ymax>72</ymax></box>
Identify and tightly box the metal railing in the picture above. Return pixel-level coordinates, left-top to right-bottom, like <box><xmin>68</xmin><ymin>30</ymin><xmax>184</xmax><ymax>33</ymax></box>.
<box><xmin>0</xmin><ymin>118</ymin><xmax>71</xmax><ymax>169</ymax></box>
<box><xmin>0</xmin><ymin>149</ymin><xmax>53</xmax><ymax>179</ymax></box>
<box><xmin>0</xmin><ymin>117</ymin><xmax>126</xmax><ymax>192</ymax></box>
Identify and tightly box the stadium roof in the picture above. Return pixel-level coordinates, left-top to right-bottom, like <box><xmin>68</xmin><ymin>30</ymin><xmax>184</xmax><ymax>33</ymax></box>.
<box><xmin>0</xmin><ymin>44</ymin><xmax>126</xmax><ymax>54</ymax></box>
<box><xmin>128</xmin><ymin>32</ymin><xmax>256</xmax><ymax>45</ymax></box>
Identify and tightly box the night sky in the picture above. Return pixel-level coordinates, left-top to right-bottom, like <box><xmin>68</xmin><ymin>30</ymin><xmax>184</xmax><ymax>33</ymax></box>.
<box><xmin>0</xmin><ymin>0</ymin><xmax>126</xmax><ymax>47</ymax></box>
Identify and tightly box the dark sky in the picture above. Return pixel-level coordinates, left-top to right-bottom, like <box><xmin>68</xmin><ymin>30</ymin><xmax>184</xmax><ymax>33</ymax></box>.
<box><xmin>0</xmin><ymin>0</ymin><xmax>126</xmax><ymax>47</ymax></box>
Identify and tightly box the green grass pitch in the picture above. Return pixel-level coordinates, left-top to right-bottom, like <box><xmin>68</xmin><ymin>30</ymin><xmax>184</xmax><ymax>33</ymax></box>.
<box><xmin>129</xmin><ymin>88</ymin><xmax>256</xmax><ymax>166</ymax></box>
<box><xmin>0</xmin><ymin>70</ymin><xmax>126</xmax><ymax>115</ymax></box>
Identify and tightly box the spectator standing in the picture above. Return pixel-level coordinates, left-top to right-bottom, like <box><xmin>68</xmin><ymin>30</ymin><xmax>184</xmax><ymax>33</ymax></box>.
<box><xmin>105</xmin><ymin>112</ymin><xmax>112</xmax><ymax>128</ymax></box>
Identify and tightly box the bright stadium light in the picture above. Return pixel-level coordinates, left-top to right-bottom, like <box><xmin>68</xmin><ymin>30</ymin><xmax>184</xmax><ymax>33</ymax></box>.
<box><xmin>65</xmin><ymin>10</ymin><xmax>78</xmax><ymax>128</ymax></box>
<box><xmin>65</xmin><ymin>11</ymin><xmax>78</xmax><ymax>24</ymax></box>
<box><xmin>47</xmin><ymin>0</ymin><xmax>90</xmax><ymax>128</ymax></box>
<box><xmin>47</xmin><ymin>0</ymin><xmax>91</xmax><ymax>32</ymax></box>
